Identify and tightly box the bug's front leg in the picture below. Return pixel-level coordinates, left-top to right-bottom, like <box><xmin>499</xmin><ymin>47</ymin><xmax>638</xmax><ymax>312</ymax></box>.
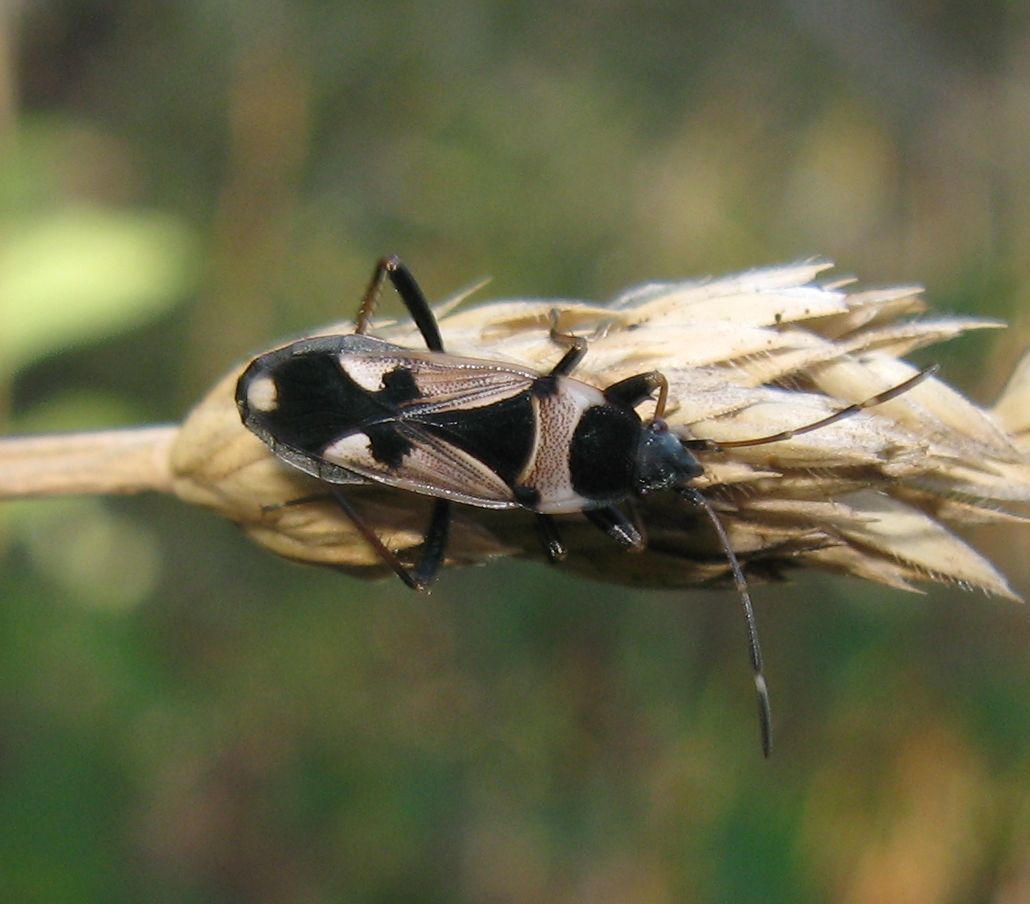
<box><xmin>604</xmin><ymin>371</ymin><xmax>669</xmax><ymax>418</ymax></box>
<box><xmin>584</xmin><ymin>505</ymin><xmax>645</xmax><ymax>551</ymax></box>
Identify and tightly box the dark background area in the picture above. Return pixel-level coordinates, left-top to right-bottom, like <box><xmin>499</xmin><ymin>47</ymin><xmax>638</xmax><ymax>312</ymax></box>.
<box><xmin>1</xmin><ymin>2</ymin><xmax>1027</xmax><ymax>902</ymax></box>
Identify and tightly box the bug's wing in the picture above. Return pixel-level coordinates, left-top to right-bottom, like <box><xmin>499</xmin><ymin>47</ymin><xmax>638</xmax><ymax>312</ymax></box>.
<box><xmin>320</xmin><ymin>421</ymin><xmax>520</xmax><ymax>508</ymax></box>
<box><xmin>320</xmin><ymin>351</ymin><xmax>541</xmax><ymax>509</ymax></box>
<box><xmin>339</xmin><ymin>348</ymin><xmax>539</xmax><ymax>415</ymax></box>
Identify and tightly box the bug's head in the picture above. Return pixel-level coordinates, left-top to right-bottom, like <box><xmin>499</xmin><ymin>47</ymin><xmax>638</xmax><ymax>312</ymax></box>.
<box><xmin>636</xmin><ymin>418</ymin><xmax>703</xmax><ymax>495</ymax></box>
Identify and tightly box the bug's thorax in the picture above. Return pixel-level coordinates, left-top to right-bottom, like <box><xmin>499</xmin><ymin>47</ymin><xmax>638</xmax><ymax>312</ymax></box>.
<box><xmin>519</xmin><ymin>375</ymin><xmax>646</xmax><ymax>514</ymax></box>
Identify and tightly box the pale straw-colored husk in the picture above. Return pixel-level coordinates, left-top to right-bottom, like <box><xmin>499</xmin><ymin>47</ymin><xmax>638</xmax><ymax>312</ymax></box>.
<box><xmin>165</xmin><ymin>261</ymin><xmax>1029</xmax><ymax>599</ymax></box>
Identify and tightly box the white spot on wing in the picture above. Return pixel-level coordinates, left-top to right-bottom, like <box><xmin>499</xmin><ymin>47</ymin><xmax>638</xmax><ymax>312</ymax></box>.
<box><xmin>246</xmin><ymin>375</ymin><xmax>279</xmax><ymax>412</ymax></box>
<box><xmin>322</xmin><ymin>422</ymin><xmax>518</xmax><ymax>509</ymax></box>
<box><xmin>323</xmin><ymin>432</ymin><xmax>377</xmax><ymax>469</ymax></box>
<box><xmin>339</xmin><ymin>356</ymin><xmax>394</xmax><ymax>391</ymax></box>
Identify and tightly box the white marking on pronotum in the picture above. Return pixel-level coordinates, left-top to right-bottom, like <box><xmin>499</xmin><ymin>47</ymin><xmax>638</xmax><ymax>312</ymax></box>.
<box><xmin>523</xmin><ymin>376</ymin><xmax>608</xmax><ymax>514</ymax></box>
<box><xmin>339</xmin><ymin>355</ymin><xmax>395</xmax><ymax>391</ymax></box>
<box><xmin>246</xmin><ymin>375</ymin><xmax>279</xmax><ymax>412</ymax></box>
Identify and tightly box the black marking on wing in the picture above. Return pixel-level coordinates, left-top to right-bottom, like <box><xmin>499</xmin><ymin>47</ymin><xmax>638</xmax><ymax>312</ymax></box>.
<box><xmin>569</xmin><ymin>404</ymin><xmax>640</xmax><ymax>501</ymax></box>
<box><xmin>381</xmin><ymin>365</ymin><xmax>419</xmax><ymax>400</ymax></box>
<box><xmin>413</xmin><ymin>391</ymin><xmax>536</xmax><ymax>487</ymax></box>
<box><xmin>243</xmin><ymin>351</ymin><xmax>421</xmax><ymax>463</ymax></box>
<box><xmin>237</xmin><ymin>338</ymin><xmax>544</xmax><ymax>505</ymax></box>
<box><xmin>366</xmin><ymin>367</ymin><xmax>421</xmax><ymax>466</ymax></box>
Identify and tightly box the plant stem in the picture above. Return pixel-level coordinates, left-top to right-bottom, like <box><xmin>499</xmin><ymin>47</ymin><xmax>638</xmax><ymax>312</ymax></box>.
<box><xmin>0</xmin><ymin>426</ymin><xmax>178</xmax><ymax>498</ymax></box>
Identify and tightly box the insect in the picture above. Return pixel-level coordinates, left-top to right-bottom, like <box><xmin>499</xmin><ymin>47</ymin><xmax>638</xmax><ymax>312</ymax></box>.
<box><xmin>236</xmin><ymin>256</ymin><xmax>936</xmax><ymax>757</ymax></box>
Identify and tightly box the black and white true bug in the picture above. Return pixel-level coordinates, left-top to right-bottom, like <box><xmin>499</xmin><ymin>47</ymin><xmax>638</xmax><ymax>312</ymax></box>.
<box><xmin>236</xmin><ymin>256</ymin><xmax>936</xmax><ymax>756</ymax></box>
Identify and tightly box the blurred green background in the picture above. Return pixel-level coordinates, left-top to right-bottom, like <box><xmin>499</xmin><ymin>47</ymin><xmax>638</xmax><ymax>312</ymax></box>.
<box><xmin>1</xmin><ymin>2</ymin><xmax>1028</xmax><ymax>902</ymax></box>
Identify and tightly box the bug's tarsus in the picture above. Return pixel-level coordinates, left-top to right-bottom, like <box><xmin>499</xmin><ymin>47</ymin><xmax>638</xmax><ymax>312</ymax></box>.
<box><xmin>680</xmin><ymin>486</ymin><xmax>772</xmax><ymax>758</ymax></box>
<box><xmin>355</xmin><ymin>255</ymin><xmax>445</xmax><ymax>352</ymax></box>
<box><xmin>682</xmin><ymin>364</ymin><xmax>940</xmax><ymax>453</ymax></box>
<box><xmin>535</xmin><ymin>514</ymin><xmax>568</xmax><ymax>562</ymax></box>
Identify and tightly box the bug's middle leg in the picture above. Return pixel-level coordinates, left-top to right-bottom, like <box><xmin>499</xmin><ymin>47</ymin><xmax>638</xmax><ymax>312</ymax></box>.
<box><xmin>412</xmin><ymin>497</ymin><xmax>452</xmax><ymax>587</ymax></box>
<box><xmin>534</xmin><ymin>514</ymin><xmax>568</xmax><ymax>563</ymax></box>
<box><xmin>546</xmin><ymin>309</ymin><xmax>589</xmax><ymax>377</ymax></box>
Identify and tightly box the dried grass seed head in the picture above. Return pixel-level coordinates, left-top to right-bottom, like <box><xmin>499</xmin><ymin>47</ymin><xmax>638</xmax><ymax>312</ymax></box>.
<box><xmin>170</xmin><ymin>261</ymin><xmax>1030</xmax><ymax>599</ymax></box>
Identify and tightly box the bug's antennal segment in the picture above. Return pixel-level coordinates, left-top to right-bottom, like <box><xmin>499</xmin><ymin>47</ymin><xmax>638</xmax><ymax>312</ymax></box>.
<box><xmin>680</xmin><ymin>486</ymin><xmax>772</xmax><ymax>758</ymax></box>
<box><xmin>682</xmin><ymin>364</ymin><xmax>940</xmax><ymax>452</ymax></box>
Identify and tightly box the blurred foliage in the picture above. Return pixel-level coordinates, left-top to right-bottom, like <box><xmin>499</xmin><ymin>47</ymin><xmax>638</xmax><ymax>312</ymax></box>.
<box><xmin>0</xmin><ymin>205</ymin><xmax>196</xmax><ymax>374</ymax></box>
<box><xmin>0</xmin><ymin>1</ymin><xmax>1028</xmax><ymax>902</ymax></box>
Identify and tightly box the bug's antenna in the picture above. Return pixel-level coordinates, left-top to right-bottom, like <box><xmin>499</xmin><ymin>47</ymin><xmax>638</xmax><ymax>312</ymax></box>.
<box><xmin>682</xmin><ymin>364</ymin><xmax>939</xmax><ymax>453</ymax></box>
<box><xmin>680</xmin><ymin>486</ymin><xmax>772</xmax><ymax>758</ymax></box>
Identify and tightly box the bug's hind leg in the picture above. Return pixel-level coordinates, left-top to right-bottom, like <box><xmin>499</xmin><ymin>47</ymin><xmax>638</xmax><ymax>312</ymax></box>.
<box><xmin>354</xmin><ymin>255</ymin><xmax>445</xmax><ymax>352</ymax></box>
<box><xmin>411</xmin><ymin>497</ymin><xmax>452</xmax><ymax>587</ymax></box>
<box><xmin>535</xmin><ymin>514</ymin><xmax>568</xmax><ymax>563</ymax></box>
<box><xmin>585</xmin><ymin>505</ymin><xmax>645</xmax><ymax>551</ymax></box>
<box><xmin>330</xmin><ymin>490</ymin><xmax>451</xmax><ymax>591</ymax></box>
